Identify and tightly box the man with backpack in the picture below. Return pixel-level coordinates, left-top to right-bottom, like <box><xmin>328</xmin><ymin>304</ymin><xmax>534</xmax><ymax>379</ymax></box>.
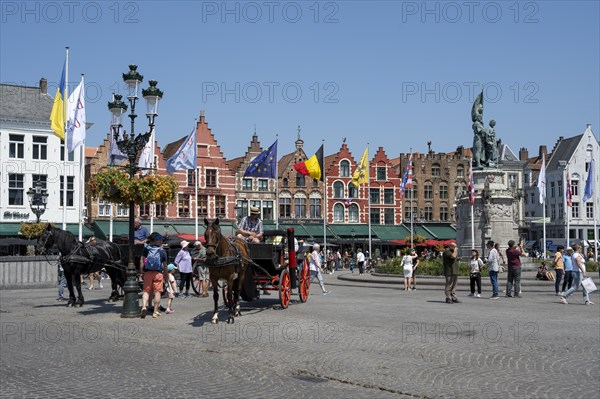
<box><xmin>139</xmin><ymin>232</ymin><xmax>168</xmax><ymax>319</ymax></box>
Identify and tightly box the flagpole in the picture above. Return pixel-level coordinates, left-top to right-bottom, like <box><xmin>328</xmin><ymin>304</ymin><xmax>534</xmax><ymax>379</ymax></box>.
<box><xmin>150</xmin><ymin>129</ymin><xmax>155</xmax><ymax>234</ymax></box>
<box><xmin>565</xmin><ymin>167</ymin><xmax>569</xmax><ymax>247</ymax></box>
<box><xmin>62</xmin><ymin>47</ymin><xmax>69</xmax><ymax>230</ymax></box>
<box><xmin>541</xmin><ymin>157</ymin><xmax>547</xmax><ymax>259</ymax></box>
<box><xmin>323</xmin><ymin>139</ymin><xmax>327</xmax><ymax>256</ymax></box>
<box><xmin>367</xmin><ymin>142</ymin><xmax>372</xmax><ymax>258</ymax></box>
<box><xmin>275</xmin><ymin>134</ymin><xmax>279</xmax><ymax>230</ymax></box>
<box><xmin>195</xmin><ymin>166</ymin><xmax>199</xmax><ymax>240</ymax></box>
<box><xmin>78</xmin><ymin>74</ymin><xmax>85</xmax><ymax>241</ymax></box>
<box><xmin>410</xmin><ymin>148</ymin><xmax>414</xmax><ymax>250</ymax></box>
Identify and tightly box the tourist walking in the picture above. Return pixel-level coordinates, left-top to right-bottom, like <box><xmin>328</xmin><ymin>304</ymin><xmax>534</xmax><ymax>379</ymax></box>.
<box><xmin>309</xmin><ymin>244</ymin><xmax>331</xmax><ymax>295</ymax></box>
<box><xmin>443</xmin><ymin>243</ymin><xmax>460</xmax><ymax>303</ymax></box>
<box><xmin>401</xmin><ymin>249</ymin><xmax>418</xmax><ymax>291</ymax></box>
<box><xmin>560</xmin><ymin>244</ymin><xmax>593</xmax><ymax>305</ymax></box>
<box><xmin>486</xmin><ymin>240</ymin><xmax>500</xmax><ymax>299</ymax></box>
<box><xmin>191</xmin><ymin>241</ymin><xmax>209</xmax><ymax>297</ymax></box>
<box><xmin>165</xmin><ymin>264</ymin><xmax>178</xmax><ymax>314</ymax></box>
<box><xmin>57</xmin><ymin>260</ymin><xmax>67</xmax><ymax>301</ymax></box>
<box><xmin>175</xmin><ymin>240</ymin><xmax>193</xmax><ymax>297</ymax></box>
<box><xmin>469</xmin><ymin>249</ymin><xmax>483</xmax><ymax>297</ymax></box>
<box><xmin>505</xmin><ymin>239</ymin><xmax>524</xmax><ymax>298</ymax></box>
<box><xmin>562</xmin><ymin>247</ymin><xmax>574</xmax><ymax>292</ymax></box>
<box><xmin>411</xmin><ymin>251</ymin><xmax>420</xmax><ymax>290</ymax></box>
<box><xmin>356</xmin><ymin>248</ymin><xmax>365</xmax><ymax>275</ymax></box>
<box><xmin>140</xmin><ymin>232</ymin><xmax>168</xmax><ymax>319</ymax></box>
<box><xmin>552</xmin><ymin>245</ymin><xmax>565</xmax><ymax>295</ymax></box>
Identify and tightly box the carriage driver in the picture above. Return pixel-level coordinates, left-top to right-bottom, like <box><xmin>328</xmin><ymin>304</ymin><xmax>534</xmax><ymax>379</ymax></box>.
<box><xmin>236</xmin><ymin>206</ymin><xmax>263</xmax><ymax>243</ymax></box>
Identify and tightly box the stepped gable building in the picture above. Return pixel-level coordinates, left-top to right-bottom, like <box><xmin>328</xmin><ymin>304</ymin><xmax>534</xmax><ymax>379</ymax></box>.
<box><xmin>277</xmin><ymin>134</ymin><xmax>324</xmax><ymax>223</ymax></box>
<box><xmin>162</xmin><ymin>112</ymin><xmax>236</xmax><ymax>221</ymax></box>
<box><xmin>394</xmin><ymin>147</ymin><xmax>470</xmax><ymax>224</ymax></box>
<box><xmin>368</xmin><ymin>147</ymin><xmax>402</xmax><ymax>225</ymax></box>
<box><xmin>227</xmin><ymin>131</ymin><xmax>277</xmax><ymax>222</ymax></box>
<box><xmin>323</xmin><ymin>142</ymin><xmax>361</xmax><ymax>223</ymax></box>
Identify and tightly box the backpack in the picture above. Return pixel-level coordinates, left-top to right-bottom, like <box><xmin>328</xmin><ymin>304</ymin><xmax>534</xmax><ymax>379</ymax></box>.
<box><xmin>145</xmin><ymin>246</ymin><xmax>164</xmax><ymax>271</ymax></box>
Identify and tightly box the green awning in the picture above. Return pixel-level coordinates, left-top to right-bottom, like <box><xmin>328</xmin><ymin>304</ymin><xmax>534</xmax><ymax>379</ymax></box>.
<box><xmin>370</xmin><ymin>225</ymin><xmax>411</xmax><ymax>240</ymax></box>
<box><xmin>421</xmin><ymin>225</ymin><xmax>457</xmax><ymax>240</ymax></box>
<box><xmin>411</xmin><ymin>225</ymin><xmax>435</xmax><ymax>239</ymax></box>
<box><xmin>329</xmin><ymin>224</ymin><xmax>370</xmax><ymax>237</ymax></box>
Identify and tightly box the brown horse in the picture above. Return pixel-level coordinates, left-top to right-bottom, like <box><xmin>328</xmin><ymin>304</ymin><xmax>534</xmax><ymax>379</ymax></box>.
<box><xmin>204</xmin><ymin>218</ymin><xmax>249</xmax><ymax>324</ymax></box>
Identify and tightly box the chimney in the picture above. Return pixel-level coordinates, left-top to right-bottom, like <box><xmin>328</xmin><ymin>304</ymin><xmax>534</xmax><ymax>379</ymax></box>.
<box><xmin>519</xmin><ymin>147</ymin><xmax>529</xmax><ymax>161</ymax></box>
<box><xmin>538</xmin><ymin>145</ymin><xmax>547</xmax><ymax>159</ymax></box>
<box><xmin>199</xmin><ymin>109</ymin><xmax>205</xmax><ymax>123</ymax></box>
<box><xmin>39</xmin><ymin>78</ymin><xmax>47</xmax><ymax>94</ymax></box>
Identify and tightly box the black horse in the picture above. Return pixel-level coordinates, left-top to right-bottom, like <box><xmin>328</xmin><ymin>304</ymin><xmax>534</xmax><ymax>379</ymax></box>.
<box><xmin>36</xmin><ymin>225</ymin><xmax>126</xmax><ymax>307</ymax></box>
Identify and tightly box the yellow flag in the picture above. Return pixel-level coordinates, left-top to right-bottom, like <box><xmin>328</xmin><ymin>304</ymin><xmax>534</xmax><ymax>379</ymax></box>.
<box><xmin>352</xmin><ymin>147</ymin><xmax>369</xmax><ymax>186</ymax></box>
<box><xmin>50</xmin><ymin>61</ymin><xmax>66</xmax><ymax>140</ymax></box>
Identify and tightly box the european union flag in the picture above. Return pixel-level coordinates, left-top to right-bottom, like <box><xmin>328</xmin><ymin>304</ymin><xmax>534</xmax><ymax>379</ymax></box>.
<box><xmin>244</xmin><ymin>140</ymin><xmax>277</xmax><ymax>178</ymax></box>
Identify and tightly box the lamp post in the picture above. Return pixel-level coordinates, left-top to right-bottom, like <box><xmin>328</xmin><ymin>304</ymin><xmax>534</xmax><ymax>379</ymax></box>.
<box><xmin>108</xmin><ymin>65</ymin><xmax>163</xmax><ymax>318</ymax></box>
<box><xmin>351</xmin><ymin>228</ymin><xmax>356</xmax><ymax>258</ymax></box>
<box><xmin>26</xmin><ymin>180</ymin><xmax>48</xmax><ymax>223</ymax></box>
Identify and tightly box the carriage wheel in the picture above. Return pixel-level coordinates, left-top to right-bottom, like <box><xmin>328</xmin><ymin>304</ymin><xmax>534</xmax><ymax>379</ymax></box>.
<box><xmin>298</xmin><ymin>258</ymin><xmax>310</xmax><ymax>303</ymax></box>
<box><xmin>279</xmin><ymin>268</ymin><xmax>291</xmax><ymax>309</ymax></box>
<box><xmin>191</xmin><ymin>266</ymin><xmax>201</xmax><ymax>296</ymax></box>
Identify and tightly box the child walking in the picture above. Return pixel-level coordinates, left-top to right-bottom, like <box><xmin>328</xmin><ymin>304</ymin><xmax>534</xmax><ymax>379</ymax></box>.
<box><xmin>165</xmin><ymin>264</ymin><xmax>178</xmax><ymax>314</ymax></box>
<box><xmin>469</xmin><ymin>249</ymin><xmax>483</xmax><ymax>297</ymax></box>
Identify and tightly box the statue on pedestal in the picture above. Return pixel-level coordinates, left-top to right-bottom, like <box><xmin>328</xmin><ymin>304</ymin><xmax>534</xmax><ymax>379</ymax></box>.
<box><xmin>471</xmin><ymin>92</ymin><xmax>500</xmax><ymax>168</ymax></box>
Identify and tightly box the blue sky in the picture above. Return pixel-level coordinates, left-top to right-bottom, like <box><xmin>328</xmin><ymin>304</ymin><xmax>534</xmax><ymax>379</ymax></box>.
<box><xmin>1</xmin><ymin>1</ymin><xmax>598</xmax><ymax>159</ymax></box>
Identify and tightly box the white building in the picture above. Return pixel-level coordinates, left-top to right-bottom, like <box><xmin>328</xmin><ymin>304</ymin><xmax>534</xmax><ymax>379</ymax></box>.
<box><xmin>526</xmin><ymin>125</ymin><xmax>599</xmax><ymax>252</ymax></box>
<box><xmin>0</xmin><ymin>79</ymin><xmax>89</xmax><ymax>237</ymax></box>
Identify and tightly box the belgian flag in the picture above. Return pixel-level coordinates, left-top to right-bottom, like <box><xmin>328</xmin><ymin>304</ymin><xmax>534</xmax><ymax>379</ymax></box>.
<box><xmin>293</xmin><ymin>144</ymin><xmax>324</xmax><ymax>182</ymax></box>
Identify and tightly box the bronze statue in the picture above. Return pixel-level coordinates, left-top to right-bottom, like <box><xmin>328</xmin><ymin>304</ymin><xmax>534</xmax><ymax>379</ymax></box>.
<box><xmin>471</xmin><ymin>92</ymin><xmax>499</xmax><ymax>168</ymax></box>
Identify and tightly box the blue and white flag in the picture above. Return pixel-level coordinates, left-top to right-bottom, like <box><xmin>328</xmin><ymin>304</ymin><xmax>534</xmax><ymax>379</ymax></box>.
<box><xmin>582</xmin><ymin>158</ymin><xmax>595</xmax><ymax>202</ymax></box>
<box><xmin>166</xmin><ymin>128</ymin><xmax>197</xmax><ymax>174</ymax></box>
<box><xmin>108</xmin><ymin>132</ymin><xmax>127</xmax><ymax>166</ymax></box>
<box><xmin>244</xmin><ymin>140</ymin><xmax>277</xmax><ymax>178</ymax></box>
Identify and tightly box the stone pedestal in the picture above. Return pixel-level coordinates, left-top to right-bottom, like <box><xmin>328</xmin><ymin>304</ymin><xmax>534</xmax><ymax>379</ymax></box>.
<box><xmin>455</xmin><ymin>169</ymin><xmax>520</xmax><ymax>259</ymax></box>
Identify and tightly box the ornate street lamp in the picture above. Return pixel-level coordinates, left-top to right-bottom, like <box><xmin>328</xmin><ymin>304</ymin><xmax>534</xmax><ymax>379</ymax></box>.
<box><xmin>108</xmin><ymin>65</ymin><xmax>163</xmax><ymax>318</ymax></box>
<box><xmin>26</xmin><ymin>180</ymin><xmax>48</xmax><ymax>223</ymax></box>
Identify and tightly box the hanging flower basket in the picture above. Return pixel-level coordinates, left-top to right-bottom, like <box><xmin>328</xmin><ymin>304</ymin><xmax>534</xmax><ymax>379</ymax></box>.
<box><xmin>88</xmin><ymin>167</ymin><xmax>178</xmax><ymax>205</ymax></box>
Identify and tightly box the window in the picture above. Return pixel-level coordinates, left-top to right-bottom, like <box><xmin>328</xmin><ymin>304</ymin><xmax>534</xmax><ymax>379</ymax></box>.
<box><xmin>432</xmin><ymin>164</ymin><xmax>440</xmax><ymax>177</ymax></box>
<box><xmin>439</xmin><ymin>184</ymin><xmax>448</xmax><ymax>200</ymax></box>
<box><xmin>187</xmin><ymin>170</ymin><xmax>195</xmax><ymax>187</ymax></box>
<box><xmin>140</xmin><ymin>203</ymin><xmax>151</xmax><ymax>218</ymax></box>
<box><xmin>9</xmin><ymin>134</ymin><xmax>24</xmax><ymax>159</ymax></box>
<box><xmin>424</xmin><ymin>205</ymin><xmax>433</xmax><ymax>221</ymax></box>
<box><xmin>60</xmin><ymin>141</ymin><xmax>75</xmax><ymax>161</ymax></box>
<box><xmin>283</xmin><ymin>178</ymin><xmax>288</xmax><ymax>187</ymax></box>
<box><xmin>531</xmin><ymin>193</ymin><xmax>535</xmax><ymax>204</ymax></box>
<box><xmin>8</xmin><ymin>174</ymin><xmax>24</xmax><ymax>205</ymax></box>
<box><xmin>348</xmin><ymin>204</ymin><xmax>359</xmax><ymax>222</ymax></box>
<box><xmin>340</xmin><ymin>160</ymin><xmax>350</xmax><ymax>177</ymax></box>
<box><xmin>206</xmin><ymin>169</ymin><xmax>217</xmax><ymax>187</ymax></box>
<box><xmin>155</xmin><ymin>204</ymin><xmax>165</xmax><ymax>218</ymax></box>
<box><xmin>333</xmin><ymin>203</ymin><xmax>344</xmax><ymax>222</ymax></box>
<box><xmin>334</xmin><ymin>181</ymin><xmax>344</xmax><ymax>198</ymax></box>
<box><xmin>571</xmin><ymin>179</ymin><xmax>579</xmax><ymax>196</ymax></box>
<box><xmin>424</xmin><ymin>182</ymin><xmax>433</xmax><ymax>199</ymax></box>
<box><xmin>310</xmin><ymin>198</ymin><xmax>321</xmax><ymax>218</ymax></box>
<box><xmin>98</xmin><ymin>199</ymin><xmax>112</xmax><ymax>217</ymax></box>
<box><xmin>376</xmin><ymin>167</ymin><xmax>386</xmax><ymax>181</ymax></box>
<box><xmin>558</xmin><ymin>203</ymin><xmax>564</xmax><ymax>219</ymax></box>
<box><xmin>524</xmin><ymin>172</ymin><xmax>530</xmax><ymax>185</ymax></box>
<box><xmin>32</xmin><ymin>136</ymin><xmax>47</xmax><ymax>160</ymax></box>
<box><xmin>178</xmin><ymin>194</ymin><xmax>191</xmax><ymax>217</ymax></box>
<box><xmin>571</xmin><ymin>202</ymin><xmax>579</xmax><ymax>218</ymax></box>
<box><xmin>411</xmin><ymin>183</ymin><xmax>418</xmax><ymax>199</ymax></box>
<box><xmin>60</xmin><ymin>176</ymin><xmax>74</xmax><ymax>207</ymax></box>
<box><xmin>242</xmin><ymin>178</ymin><xmax>252</xmax><ymax>190</ymax></box>
<box><xmin>440</xmin><ymin>204</ymin><xmax>448</xmax><ymax>221</ymax></box>
<box><xmin>384</xmin><ymin>209</ymin><xmax>394</xmax><ymax>224</ymax></box>
<box><xmin>457</xmin><ymin>165</ymin><xmax>464</xmax><ymax>179</ymax></box>
<box><xmin>215</xmin><ymin>196</ymin><xmax>226</xmax><ymax>217</ymax></box>
<box><xmin>587</xmin><ymin>202</ymin><xmax>594</xmax><ymax>219</ymax></box>
<box><xmin>370</xmin><ymin>188</ymin><xmax>380</xmax><ymax>204</ymax></box>
<box><xmin>348</xmin><ymin>183</ymin><xmax>357</xmax><ymax>198</ymax></box>
<box><xmin>280</xmin><ymin>197</ymin><xmax>291</xmax><ymax>218</ymax></box>
<box><xmin>258</xmin><ymin>179</ymin><xmax>268</xmax><ymax>191</ymax></box>
<box><xmin>558</xmin><ymin>181</ymin><xmax>563</xmax><ymax>197</ymax></box>
<box><xmin>312</xmin><ymin>179</ymin><xmax>319</xmax><ymax>187</ymax></box>
<box><xmin>550</xmin><ymin>182</ymin><xmax>555</xmax><ymax>198</ymax></box>
<box><xmin>296</xmin><ymin>173</ymin><xmax>305</xmax><ymax>187</ymax></box>
<box><xmin>262</xmin><ymin>201</ymin><xmax>274</xmax><ymax>220</ymax></box>
<box><xmin>294</xmin><ymin>197</ymin><xmax>306</xmax><ymax>218</ymax></box>
<box><xmin>236</xmin><ymin>200</ymin><xmax>248</xmax><ymax>221</ymax></box>
<box><xmin>116</xmin><ymin>204</ymin><xmax>129</xmax><ymax>217</ymax></box>
<box><xmin>32</xmin><ymin>175</ymin><xmax>47</xmax><ymax>189</ymax></box>
<box><xmin>551</xmin><ymin>204</ymin><xmax>556</xmax><ymax>221</ymax></box>
<box><xmin>370</xmin><ymin>208</ymin><xmax>381</xmax><ymax>225</ymax></box>
<box><xmin>197</xmin><ymin>195</ymin><xmax>208</xmax><ymax>217</ymax></box>
<box><xmin>404</xmin><ymin>206</ymin><xmax>412</xmax><ymax>221</ymax></box>
<box><xmin>384</xmin><ymin>188</ymin><xmax>394</xmax><ymax>204</ymax></box>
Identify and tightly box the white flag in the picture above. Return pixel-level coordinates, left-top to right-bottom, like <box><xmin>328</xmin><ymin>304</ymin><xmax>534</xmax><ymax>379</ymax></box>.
<box><xmin>66</xmin><ymin>76</ymin><xmax>86</xmax><ymax>152</ymax></box>
<box><xmin>138</xmin><ymin>129</ymin><xmax>154</xmax><ymax>174</ymax></box>
<box><xmin>538</xmin><ymin>157</ymin><xmax>546</xmax><ymax>204</ymax></box>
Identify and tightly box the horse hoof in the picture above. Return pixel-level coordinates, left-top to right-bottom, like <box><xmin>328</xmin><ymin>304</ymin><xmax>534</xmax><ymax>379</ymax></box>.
<box><xmin>211</xmin><ymin>319</ymin><xmax>218</xmax><ymax>324</ymax></box>
<box><xmin>227</xmin><ymin>317</ymin><xmax>234</xmax><ymax>324</ymax></box>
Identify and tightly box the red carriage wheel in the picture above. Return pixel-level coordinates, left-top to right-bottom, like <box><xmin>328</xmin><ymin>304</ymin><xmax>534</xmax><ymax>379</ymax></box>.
<box><xmin>298</xmin><ymin>258</ymin><xmax>310</xmax><ymax>303</ymax></box>
<box><xmin>279</xmin><ymin>268</ymin><xmax>291</xmax><ymax>309</ymax></box>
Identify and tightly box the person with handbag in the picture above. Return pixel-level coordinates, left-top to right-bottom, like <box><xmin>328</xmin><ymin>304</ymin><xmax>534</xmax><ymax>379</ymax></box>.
<box><xmin>560</xmin><ymin>244</ymin><xmax>594</xmax><ymax>305</ymax></box>
<box><xmin>468</xmin><ymin>249</ymin><xmax>484</xmax><ymax>298</ymax></box>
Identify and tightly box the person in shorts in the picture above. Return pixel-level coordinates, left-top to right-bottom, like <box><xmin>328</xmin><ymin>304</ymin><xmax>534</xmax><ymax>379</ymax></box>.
<box><xmin>165</xmin><ymin>264</ymin><xmax>178</xmax><ymax>314</ymax></box>
<box><xmin>139</xmin><ymin>232</ymin><xmax>168</xmax><ymax>319</ymax></box>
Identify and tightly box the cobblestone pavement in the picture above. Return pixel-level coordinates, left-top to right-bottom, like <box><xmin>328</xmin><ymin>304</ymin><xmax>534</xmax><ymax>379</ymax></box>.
<box><xmin>1</xmin><ymin>271</ymin><xmax>598</xmax><ymax>399</ymax></box>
